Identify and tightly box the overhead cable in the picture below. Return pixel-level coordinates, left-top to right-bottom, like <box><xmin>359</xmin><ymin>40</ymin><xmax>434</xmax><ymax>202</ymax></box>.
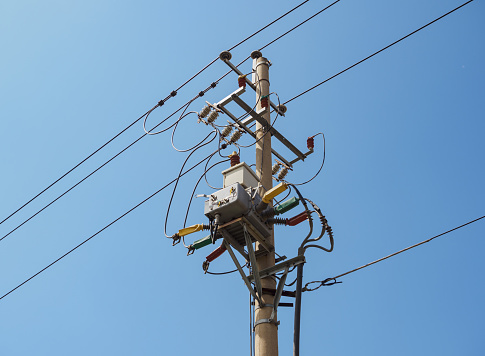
<box><xmin>284</xmin><ymin>0</ymin><xmax>475</xmax><ymax>105</ymax></box>
<box><xmin>0</xmin><ymin>149</ymin><xmax>220</xmax><ymax>301</ymax></box>
<box><xmin>303</xmin><ymin>215</ymin><xmax>485</xmax><ymax>292</ymax></box>
<box><xmin>0</xmin><ymin>0</ymin><xmax>313</xmax><ymax>226</ymax></box>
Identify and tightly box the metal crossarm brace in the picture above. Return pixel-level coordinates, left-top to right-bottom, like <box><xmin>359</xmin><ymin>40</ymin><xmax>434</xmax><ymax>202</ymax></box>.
<box><xmin>215</xmin><ymin>93</ymin><xmax>292</xmax><ymax>167</ymax></box>
<box><xmin>247</xmin><ymin>255</ymin><xmax>305</xmax><ymax>282</ymax></box>
<box><xmin>243</xmin><ymin>223</ymin><xmax>263</xmax><ymax>299</ymax></box>
<box><xmin>231</xmin><ymin>95</ymin><xmax>306</xmax><ymax>162</ymax></box>
<box><xmin>270</xmin><ymin>266</ymin><xmax>289</xmax><ymax>322</ymax></box>
<box><xmin>223</xmin><ymin>240</ymin><xmax>262</xmax><ymax>305</ymax></box>
<box><xmin>221</xmin><ymin>57</ymin><xmax>284</xmax><ymax>117</ymax></box>
<box><xmin>219</xmin><ymin>229</ymin><xmax>249</xmax><ymax>261</ymax></box>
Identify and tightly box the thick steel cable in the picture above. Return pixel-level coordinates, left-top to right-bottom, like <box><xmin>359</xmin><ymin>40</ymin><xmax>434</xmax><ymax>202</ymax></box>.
<box><xmin>303</xmin><ymin>215</ymin><xmax>485</xmax><ymax>292</ymax></box>
<box><xmin>284</xmin><ymin>0</ymin><xmax>475</xmax><ymax>105</ymax></box>
<box><xmin>0</xmin><ymin>149</ymin><xmax>219</xmax><ymax>301</ymax></box>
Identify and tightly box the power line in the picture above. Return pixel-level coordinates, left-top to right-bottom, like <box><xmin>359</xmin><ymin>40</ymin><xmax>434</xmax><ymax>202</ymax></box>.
<box><xmin>284</xmin><ymin>0</ymin><xmax>475</xmax><ymax>105</ymax></box>
<box><xmin>303</xmin><ymin>215</ymin><xmax>485</xmax><ymax>292</ymax></box>
<box><xmin>0</xmin><ymin>148</ymin><xmax>221</xmax><ymax>301</ymax></box>
<box><xmin>0</xmin><ymin>0</ymin><xmax>313</xmax><ymax>227</ymax></box>
<box><xmin>0</xmin><ymin>0</ymin><xmax>346</xmax><ymax>242</ymax></box>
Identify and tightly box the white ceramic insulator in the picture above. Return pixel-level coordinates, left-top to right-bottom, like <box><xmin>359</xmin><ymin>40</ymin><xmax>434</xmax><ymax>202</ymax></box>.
<box><xmin>272</xmin><ymin>163</ymin><xmax>281</xmax><ymax>175</ymax></box>
<box><xmin>200</xmin><ymin>105</ymin><xmax>211</xmax><ymax>118</ymax></box>
<box><xmin>221</xmin><ymin>126</ymin><xmax>232</xmax><ymax>138</ymax></box>
<box><xmin>230</xmin><ymin>130</ymin><xmax>242</xmax><ymax>143</ymax></box>
<box><xmin>207</xmin><ymin>111</ymin><xmax>219</xmax><ymax>123</ymax></box>
<box><xmin>278</xmin><ymin>167</ymin><xmax>288</xmax><ymax>180</ymax></box>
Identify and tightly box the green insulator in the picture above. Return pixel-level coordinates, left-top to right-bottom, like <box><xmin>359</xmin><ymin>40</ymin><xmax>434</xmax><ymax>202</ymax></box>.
<box><xmin>274</xmin><ymin>197</ymin><xmax>299</xmax><ymax>215</ymax></box>
<box><xmin>192</xmin><ymin>235</ymin><xmax>212</xmax><ymax>250</ymax></box>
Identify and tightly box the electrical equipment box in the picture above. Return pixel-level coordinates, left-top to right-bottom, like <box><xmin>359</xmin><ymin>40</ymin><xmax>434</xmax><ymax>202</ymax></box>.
<box><xmin>221</xmin><ymin>162</ymin><xmax>259</xmax><ymax>189</ymax></box>
<box><xmin>204</xmin><ymin>183</ymin><xmax>252</xmax><ymax>224</ymax></box>
<box><xmin>204</xmin><ymin>182</ymin><xmax>272</xmax><ymax>241</ymax></box>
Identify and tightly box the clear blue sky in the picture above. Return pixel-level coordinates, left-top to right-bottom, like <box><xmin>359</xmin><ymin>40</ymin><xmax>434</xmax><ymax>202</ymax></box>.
<box><xmin>1</xmin><ymin>1</ymin><xmax>484</xmax><ymax>355</ymax></box>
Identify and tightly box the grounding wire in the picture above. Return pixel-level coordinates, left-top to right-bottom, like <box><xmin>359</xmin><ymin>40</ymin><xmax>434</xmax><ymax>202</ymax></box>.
<box><xmin>303</xmin><ymin>214</ymin><xmax>485</xmax><ymax>292</ymax></box>
<box><xmin>284</xmin><ymin>0</ymin><xmax>475</xmax><ymax>105</ymax></box>
<box><xmin>0</xmin><ymin>149</ymin><xmax>222</xmax><ymax>301</ymax></box>
<box><xmin>0</xmin><ymin>0</ymin><xmax>313</xmax><ymax>227</ymax></box>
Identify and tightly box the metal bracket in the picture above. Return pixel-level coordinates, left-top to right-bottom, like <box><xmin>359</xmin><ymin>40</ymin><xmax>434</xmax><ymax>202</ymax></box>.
<box><xmin>221</xmin><ymin>57</ymin><xmax>284</xmax><ymax>117</ymax></box>
<box><xmin>247</xmin><ymin>255</ymin><xmax>305</xmax><ymax>282</ymax></box>
<box><xmin>223</xmin><ymin>240</ymin><xmax>262</xmax><ymax>305</ymax></box>
<box><xmin>243</xmin><ymin>223</ymin><xmax>263</xmax><ymax>299</ymax></box>
<box><xmin>269</xmin><ymin>266</ymin><xmax>289</xmax><ymax>322</ymax></box>
<box><xmin>254</xmin><ymin>318</ymin><xmax>280</xmax><ymax>330</ymax></box>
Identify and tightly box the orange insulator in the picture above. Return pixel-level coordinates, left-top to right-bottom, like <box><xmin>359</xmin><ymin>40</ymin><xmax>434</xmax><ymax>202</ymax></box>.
<box><xmin>307</xmin><ymin>136</ymin><xmax>314</xmax><ymax>150</ymax></box>
<box><xmin>238</xmin><ymin>75</ymin><xmax>247</xmax><ymax>88</ymax></box>
<box><xmin>229</xmin><ymin>152</ymin><xmax>240</xmax><ymax>167</ymax></box>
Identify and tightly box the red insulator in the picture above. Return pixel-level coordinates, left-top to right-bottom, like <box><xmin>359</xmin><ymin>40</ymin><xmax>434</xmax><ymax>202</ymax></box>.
<box><xmin>307</xmin><ymin>136</ymin><xmax>314</xmax><ymax>150</ymax></box>
<box><xmin>206</xmin><ymin>244</ymin><xmax>227</xmax><ymax>262</ymax></box>
<box><xmin>287</xmin><ymin>212</ymin><xmax>309</xmax><ymax>226</ymax></box>
<box><xmin>238</xmin><ymin>75</ymin><xmax>247</xmax><ymax>88</ymax></box>
<box><xmin>230</xmin><ymin>153</ymin><xmax>240</xmax><ymax>167</ymax></box>
<box><xmin>261</xmin><ymin>96</ymin><xmax>269</xmax><ymax>108</ymax></box>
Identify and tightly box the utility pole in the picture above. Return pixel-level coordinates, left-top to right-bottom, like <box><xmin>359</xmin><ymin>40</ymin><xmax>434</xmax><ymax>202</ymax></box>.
<box><xmin>253</xmin><ymin>51</ymin><xmax>278</xmax><ymax>356</ymax></box>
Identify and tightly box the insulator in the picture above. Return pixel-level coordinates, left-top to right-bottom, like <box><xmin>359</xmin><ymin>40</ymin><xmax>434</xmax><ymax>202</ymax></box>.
<box><xmin>199</xmin><ymin>105</ymin><xmax>211</xmax><ymax>118</ymax></box>
<box><xmin>278</xmin><ymin>167</ymin><xmax>288</xmax><ymax>180</ymax></box>
<box><xmin>230</xmin><ymin>153</ymin><xmax>240</xmax><ymax>167</ymax></box>
<box><xmin>230</xmin><ymin>130</ymin><xmax>242</xmax><ymax>143</ymax></box>
<box><xmin>207</xmin><ymin>110</ymin><xmax>219</xmax><ymax>123</ymax></box>
<box><xmin>261</xmin><ymin>95</ymin><xmax>269</xmax><ymax>108</ymax></box>
<box><xmin>307</xmin><ymin>136</ymin><xmax>315</xmax><ymax>150</ymax></box>
<box><xmin>221</xmin><ymin>125</ymin><xmax>232</xmax><ymax>138</ymax></box>
<box><xmin>238</xmin><ymin>75</ymin><xmax>247</xmax><ymax>88</ymax></box>
<box><xmin>268</xmin><ymin>217</ymin><xmax>287</xmax><ymax>226</ymax></box>
<box><xmin>272</xmin><ymin>162</ymin><xmax>281</xmax><ymax>175</ymax></box>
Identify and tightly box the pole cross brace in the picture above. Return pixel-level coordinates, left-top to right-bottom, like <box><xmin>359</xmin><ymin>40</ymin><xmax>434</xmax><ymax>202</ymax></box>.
<box><xmin>247</xmin><ymin>255</ymin><xmax>306</xmax><ymax>282</ymax></box>
<box><xmin>220</xmin><ymin>55</ymin><xmax>284</xmax><ymax>117</ymax></box>
<box><xmin>243</xmin><ymin>223</ymin><xmax>263</xmax><ymax>301</ymax></box>
<box><xmin>223</xmin><ymin>240</ymin><xmax>262</xmax><ymax>305</ymax></box>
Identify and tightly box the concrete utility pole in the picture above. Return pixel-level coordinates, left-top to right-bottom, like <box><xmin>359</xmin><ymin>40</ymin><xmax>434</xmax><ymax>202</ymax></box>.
<box><xmin>253</xmin><ymin>52</ymin><xmax>278</xmax><ymax>356</ymax></box>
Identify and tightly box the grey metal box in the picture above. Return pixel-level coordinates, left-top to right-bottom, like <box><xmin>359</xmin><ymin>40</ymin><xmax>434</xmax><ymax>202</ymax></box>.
<box><xmin>221</xmin><ymin>162</ymin><xmax>260</xmax><ymax>189</ymax></box>
<box><xmin>204</xmin><ymin>183</ymin><xmax>252</xmax><ymax>224</ymax></box>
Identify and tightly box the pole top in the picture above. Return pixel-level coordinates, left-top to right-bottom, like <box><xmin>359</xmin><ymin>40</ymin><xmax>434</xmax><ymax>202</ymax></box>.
<box><xmin>251</xmin><ymin>50</ymin><xmax>262</xmax><ymax>59</ymax></box>
<box><xmin>219</xmin><ymin>51</ymin><xmax>232</xmax><ymax>61</ymax></box>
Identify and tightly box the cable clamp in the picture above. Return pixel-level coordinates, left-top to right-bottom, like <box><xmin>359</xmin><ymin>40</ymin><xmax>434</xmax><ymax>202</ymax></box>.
<box><xmin>253</xmin><ymin>318</ymin><xmax>279</xmax><ymax>330</ymax></box>
<box><xmin>171</xmin><ymin>234</ymin><xmax>181</xmax><ymax>246</ymax></box>
<box><xmin>254</xmin><ymin>303</ymin><xmax>273</xmax><ymax>312</ymax></box>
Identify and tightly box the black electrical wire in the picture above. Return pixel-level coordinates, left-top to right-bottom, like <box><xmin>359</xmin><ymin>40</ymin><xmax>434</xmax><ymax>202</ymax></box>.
<box><xmin>163</xmin><ymin>132</ymin><xmax>218</xmax><ymax>243</ymax></box>
<box><xmin>284</xmin><ymin>0</ymin><xmax>475</xmax><ymax>105</ymax></box>
<box><xmin>0</xmin><ymin>149</ymin><xmax>221</xmax><ymax>302</ymax></box>
<box><xmin>204</xmin><ymin>150</ymin><xmax>225</xmax><ymax>190</ymax></box>
<box><xmin>0</xmin><ymin>0</ymin><xmax>313</xmax><ymax>227</ymax></box>
<box><xmin>183</xmin><ymin>157</ymin><xmax>230</xmax><ymax>229</ymax></box>
<box><xmin>205</xmin><ymin>262</ymin><xmax>249</xmax><ymax>275</ymax></box>
<box><xmin>259</xmin><ymin>0</ymin><xmax>341</xmax><ymax>52</ymax></box>
<box><xmin>0</xmin><ymin>98</ymin><xmax>205</xmax><ymax>243</ymax></box>
<box><xmin>0</xmin><ymin>105</ymin><xmax>156</xmax><ymax>227</ymax></box>
<box><xmin>291</xmin><ymin>133</ymin><xmax>325</xmax><ymax>186</ymax></box>
<box><xmin>303</xmin><ymin>214</ymin><xmax>485</xmax><ymax>292</ymax></box>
